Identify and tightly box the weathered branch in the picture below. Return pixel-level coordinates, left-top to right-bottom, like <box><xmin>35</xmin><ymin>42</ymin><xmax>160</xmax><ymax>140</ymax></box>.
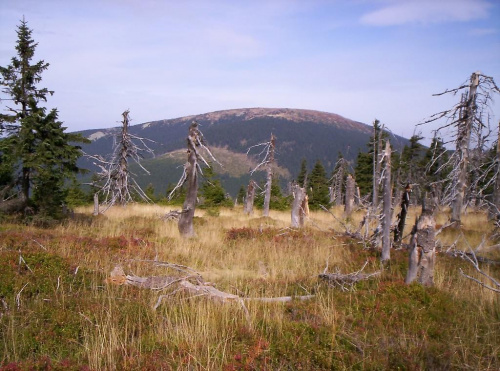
<box><xmin>107</xmin><ymin>263</ymin><xmax>315</xmax><ymax>312</ymax></box>
<box><xmin>319</xmin><ymin>261</ymin><xmax>381</xmax><ymax>291</ymax></box>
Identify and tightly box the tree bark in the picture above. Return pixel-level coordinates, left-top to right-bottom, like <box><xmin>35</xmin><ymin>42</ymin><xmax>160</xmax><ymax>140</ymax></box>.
<box><xmin>492</xmin><ymin>121</ymin><xmax>500</xmax><ymax>219</ymax></box>
<box><xmin>113</xmin><ymin>110</ymin><xmax>131</xmax><ymax>206</ymax></box>
<box><xmin>451</xmin><ymin>72</ymin><xmax>479</xmax><ymax>224</ymax></box>
<box><xmin>332</xmin><ymin>161</ymin><xmax>345</xmax><ymax>206</ymax></box>
<box><xmin>394</xmin><ymin>184</ymin><xmax>412</xmax><ymax>245</ymax></box>
<box><xmin>355</xmin><ymin>186</ymin><xmax>361</xmax><ymax>205</ymax></box>
<box><xmin>93</xmin><ymin>193</ymin><xmax>99</xmax><ymax>216</ymax></box>
<box><xmin>244</xmin><ymin>180</ymin><xmax>256</xmax><ymax>215</ymax></box>
<box><xmin>178</xmin><ymin>122</ymin><xmax>200</xmax><ymax>238</ymax></box>
<box><xmin>291</xmin><ymin>183</ymin><xmax>307</xmax><ymax>228</ymax></box>
<box><xmin>344</xmin><ymin>174</ymin><xmax>355</xmax><ymax>217</ymax></box>
<box><xmin>405</xmin><ymin>201</ymin><xmax>436</xmax><ymax>286</ymax></box>
<box><xmin>381</xmin><ymin>142</ymin><xmax>392</xmax><ymax>261</ymax></box>
<box><xmin>372</xmin><ymin>125</ymin><xmax>383</xmax><ymax>211</ymax></box>
<box><xmin>262</xmin><ymin>134</ymin><xmax>275</xmax><ymax>217</ymax></box>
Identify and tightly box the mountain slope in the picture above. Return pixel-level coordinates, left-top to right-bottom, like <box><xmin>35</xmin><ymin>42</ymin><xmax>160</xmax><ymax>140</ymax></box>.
<box><xmin>78</xmin><ymin>108</ymin><xmax>408</xmax><ymax>196</ymax></box>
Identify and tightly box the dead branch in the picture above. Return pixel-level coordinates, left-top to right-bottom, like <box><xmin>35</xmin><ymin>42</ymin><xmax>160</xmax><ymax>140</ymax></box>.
<box><xmin>319</xmin><ymin>261</ymin><xmax>381</xmax><ymax>291</ymax></box>
<box><xmin>107</xmin><ymin>263</ymin><xmax>315</xmax><ymax>312</ymax></box>
<box><xmin>247</xmin><ymin>134</ymin><xmax>276</xmax><ymax>217</ymax></box>
<box><xmin>89</xmin><ymin>110</ymin><xmax>155</xmax><ymax>210</ymax></box>
<box><xmin>161</xmin><ymin>210</ymin><xmax>184</xmax><ymax>221</ymax></box>
<box><xmin>454</xmin><ymin>245</ymin><xmax>500</xmax><ymax>293</ymax></box>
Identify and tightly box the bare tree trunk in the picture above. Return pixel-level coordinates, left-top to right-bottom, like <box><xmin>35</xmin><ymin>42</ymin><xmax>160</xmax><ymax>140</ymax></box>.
<box><xmin>262</xmin><ymin>134</ymin><xmax>275</xmax><ymax>217</ymax></box>
<box><xmin>93</xmin><ymin>193</ymin><xmax>99</xmax><ymax>216</ymax></box>
<box><xmin>492</xmin><ymin>121</ymin><xmax>500</xmax><ymax>218</ymax></box>
<box><xmin>405</xmin><ymin>201</ymin><xmax>436</xmax><ymax>286</ymax></box>
<box><xmin>244</xmin><ymin>180</ymin><xmax>256</xmax><ymax>215</ymax></box>
<box><xmin>381</xmin><ymin>142</ymin><xmax>392</xmax><ymax>261</ymax></box>
<box><xmin>291</xmin><ymin>183</ymin><xmax>307</xmax><ymax>228</ymax></box>
<box><xmin>355</xmin><ymin>186</ymin><xmax>361</xmax><ymax>205</ymax></box>
<box><xmin>394</xmin><ymin>184</ymin><xmax>412</xmax><ymax>245</ymax></box>
<box><xmin>372</xmin><ymin>125</ymin><xmax>383</xmax><ymax>210</ymax></box>
<box><xmin>335</xmin><ymin>164</ymin><xmax>345</xmax><ymax>206</ymax></box>
<box><xmin>452</xmin><ymin>72</ymin><xmax>479</xmax><ymax>224</ymax></box>
<box><xmin>117</xmin><ymin>111</ymin><xmax>130</xmax><ymax>206</ymax></box>
<box><xmin>344</xmin><ymin>174</ymin><xmax>355</xmax><ymax>217</ymax></box>
<box><xmin>0</xmin><ymin>193</ymin><xmax>27</xmax><ymax>214</ymax></box>
<box><xmin>178</xmin><ymin>123</ymin><xmax>200</xmax><ymax>238</ymax></box>
<box><xmin>21</xmin><ymin>167</ymin><xmax>30</xmax><ymax>205</ymax></box>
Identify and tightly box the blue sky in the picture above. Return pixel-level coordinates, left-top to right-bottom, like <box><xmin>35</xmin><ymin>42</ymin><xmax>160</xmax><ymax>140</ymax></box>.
<box><xmin>1</xmin><ymin>0</ymin><xmax>499</xmax><ymax>143</ymax></box>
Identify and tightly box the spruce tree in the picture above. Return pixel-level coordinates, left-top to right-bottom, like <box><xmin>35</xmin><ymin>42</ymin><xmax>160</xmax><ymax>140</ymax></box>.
<box><xmin>400</xmin><ymin>134</ymin><xmax>424</xmax><ymax>184</ymax></box>
<box><xmin>236</xmin><ymin>185</ymin><xmax>246</xmax><ymax>204</ymax></box>
<box><xmin>308</xmin><ymin>159</ymin><xmax>330</xmax><ymax>210</ymax></box>
<box><xmin>421</xmin><ymin>136</ymin><xmax>450</xmax><ymax>195</ymax></box>
<box><xmin>297</xmin><ymin>159</ymin><xmax>308</xmax><ymax>187</ymax></box>
<box><xmin>354</xmin><ymin>120</ymin><xmax>388</xmax><ymax>197</ymax></box>
<box><xmin>354</xmin><ymin>151</ymin><xmax>372</xmax><ymax>196</ymax></box>
<box><xmin>0</xmin><ymin>19</ymin><xmax>87</xmax><ymax>215</ymax></box>
<box><xmin>200</xmin><ymin>165</ymin><xmax>228</xmax><ymax>207</ymax></box>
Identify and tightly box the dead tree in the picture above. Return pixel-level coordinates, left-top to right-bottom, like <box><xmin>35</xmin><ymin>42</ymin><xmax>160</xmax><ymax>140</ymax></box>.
<box><xmin>344</xmin><ymin>174</ymin><xmax>355</xmax><ymax>217</ymax></box>
<box><xmin>90</xmin><ymin>110</ymin><xmax>154</xmax><ymax>212</ymax></box>
<box><xmin>319</xmin><ymin>261</ymin><xmax>381</xmax><ymax>291</ymax></box>
<box><xmin>169</xmin><ymin>121</ymin><xmax>219</xmax><ymax>237</ymax></box>
<box><xmin>458</xmin><ymin>248</ymin><xmax>500</xmax><ymax>294</ymax></box>
<box><xmin>381</xmin><ymin>141</ymin><xmax>392</xmax><ymax>261</ymax></box>
<box><xmin>372</xmin><ymin>122</ymin><xmax>384</xmax><ymax>211</ymax></box>
<box><xmin>108</xmin><ymin>262</ymin><xmax>315</xmax><ymax>312</ymax></box>
<box><xmin>93</xmin><ymin>193</ymin><xmax>99</xmax><ymax>216</ymax></box>
<box><xmin>291</xmin><ymin>183</ymin><xmax>308</xmax><ymax>228</ymax></box>
<box><xmin>451</xmin><ymin>75</ymin><xmax>479</xmax><ymax>222</ymax></box>
<box><xmin>420</xmin><ymin>72</ymin><xmax>499</xmax><ymax>224</ymax></box>
<box><xmin>263</xmin><ymin>134</ymin><xmax>275</xmax><ymax>217</ymax></box>
<box><xmin>244</xmin><ymin>180</ymin><xmax>257</xmax><ymax>215</ymax></box>
<box><xmin>393</xmin><ymin>184</ymin><xmax>412</xmax><ymax>245</ymax></box>
<box><xmin>405</xmin><ymin>199</ymin><xmax>436</xmax><ymax>286</ymax></box>
<box><xmin>247</xmin><ymin>133</ymin><xmax>276</xmax><ymax>217</ymax></box>
<box><xmin>492</xmin><ymin>121</ymin><xmax>500</xmax><ymax>219</ymax></box>
<box><xmin>330</xmin><ymin>156</ymin><xmax>348</xmax><ymax>206</ymax></box>
<box><xmin>355</xmin><ymin>186</ymin><xmax>361</xmax><ymax>205</ymax></box>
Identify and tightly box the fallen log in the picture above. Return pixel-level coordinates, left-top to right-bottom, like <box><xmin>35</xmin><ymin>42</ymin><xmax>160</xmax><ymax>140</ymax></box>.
<box><xmin>107</xmin><ymin>263</ymin><xmax>315</xmax><ymax>312</ymax></box>
<box><xmin>319</xmin><ymin>261</ymin><xmax>381</xmax><ymax>291</ymax></box>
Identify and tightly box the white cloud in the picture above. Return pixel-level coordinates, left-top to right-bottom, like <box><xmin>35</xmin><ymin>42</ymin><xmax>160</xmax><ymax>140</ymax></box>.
<box><xmin>470</xmin><ymin>27</ymin><xmax>498</xmax><ymax>35</ymax></box>
<box><xmin>204</xmin><ymin>28</ymin><xmax>265</xmax><ymax>58</ymax></box>
<box><xmin>360</xmin><ymin>0</ymin><xmax>492</xmax><ymax>26</ymax></box>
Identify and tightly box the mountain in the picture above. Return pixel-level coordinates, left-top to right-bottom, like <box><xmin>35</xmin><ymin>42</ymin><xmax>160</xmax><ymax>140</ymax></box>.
<box><xmin>77</xmin><ymin>108</ymin><xmax>409</xmax><ymax>197</ymax></box>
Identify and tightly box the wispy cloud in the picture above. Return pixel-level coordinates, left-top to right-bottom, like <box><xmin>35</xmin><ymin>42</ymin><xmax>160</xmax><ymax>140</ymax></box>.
<box><xmin>204</xmin><ymin>28</ymin><xmax>265</xmax><ymax>58</ymax></box>
<box><xmin>360</xmin><ymin>0</ymin><xmax>493</xmax><ymax>26</ymax></box>
<box><xmin>470</xmin><ymin>27</ymin><xmax>498</xmax><ymax>36</ymax></box>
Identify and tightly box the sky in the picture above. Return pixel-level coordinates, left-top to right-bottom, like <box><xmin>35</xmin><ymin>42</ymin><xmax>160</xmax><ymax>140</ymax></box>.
<box><xmin>0</xmin><ymin>0</ymin><xmax>499</xmax><ymax>143</ymax></box>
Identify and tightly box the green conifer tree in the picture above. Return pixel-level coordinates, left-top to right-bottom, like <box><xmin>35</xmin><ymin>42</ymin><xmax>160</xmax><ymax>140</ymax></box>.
<box><xmin>145</xmin><ymin>183</ymin><xmax>156</xmax><ymax>202</ymax></box>
<box><xmin>400</xmin><ymin>134</ymin><xmax>424</xmax><ymax>183</ymax></box>
<box><xmin>236</xmin><ymin>185</ymin><xmax>246</xmax><ymax>204</ymax></box>
<box><xmin>297</xmin><ymin>158</ymin><xmax>308</xmax><ymax>187</ymax></box>
<box><xmin>200</xmin><ymin>165</ymin><xmax>228</xmax><ymax>207</ymax></box>
<box><xmin>354</xmin><ymin>119</ymin><xmax>388</xmax><ymax>197</ymax></box>
<box><xmin>308</xmin><ymin>159</ymin><xmax>330</xmax><ymax>210</ymax></box>
<box><xmin>354</xmin><ymin>151</ymin><xmax>373</xmax><ymax>196</ymax></box>
<box><xmin>0</xmin><ymin>19</ymin><xmax>88</xmax><ymax>215</ymax></box>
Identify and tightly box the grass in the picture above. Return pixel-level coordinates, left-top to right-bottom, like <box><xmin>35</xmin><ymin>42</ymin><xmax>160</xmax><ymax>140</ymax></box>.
<box><xmin>0</xmin><ymin>205</ymin><xmax>499</xmax><ymax>370</ymax></box>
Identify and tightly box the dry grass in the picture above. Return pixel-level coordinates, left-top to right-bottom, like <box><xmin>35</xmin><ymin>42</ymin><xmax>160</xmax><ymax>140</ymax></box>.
<box><xmin>1</xmin><ymin>205</ymin><xmax>499</xmax><ymax>370</ymax></box>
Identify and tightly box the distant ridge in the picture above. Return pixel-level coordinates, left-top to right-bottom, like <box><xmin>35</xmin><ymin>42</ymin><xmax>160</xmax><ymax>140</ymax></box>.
<box><xmin>77</xmin><ymin>108</ymin><xmax>408</xmax><ymax>196</ymax></box>
<box><xmin>153</xmin><ymin>107</ymin><xmax>372</xmax><ymax>134</ymax></box>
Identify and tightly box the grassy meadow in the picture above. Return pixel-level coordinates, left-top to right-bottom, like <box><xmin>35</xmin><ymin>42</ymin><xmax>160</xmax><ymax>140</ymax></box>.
<box><xmin>0</xmin><ymin>205</ymin><xmax>499</xmax><ymax>370</ymax></box>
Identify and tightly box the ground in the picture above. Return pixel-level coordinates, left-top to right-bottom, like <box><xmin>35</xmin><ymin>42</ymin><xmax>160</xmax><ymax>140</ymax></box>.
<box><xmin>0</xmin><ymin>205</ymin><xmax>499</xmax><ymax>370</ymax></box>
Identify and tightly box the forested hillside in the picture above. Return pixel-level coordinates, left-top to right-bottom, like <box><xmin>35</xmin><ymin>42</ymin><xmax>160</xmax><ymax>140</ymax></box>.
<box><xmin>78</xmin><ymin>108</ymin><xmax>409</xmax><ymax>196</ymax></box>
